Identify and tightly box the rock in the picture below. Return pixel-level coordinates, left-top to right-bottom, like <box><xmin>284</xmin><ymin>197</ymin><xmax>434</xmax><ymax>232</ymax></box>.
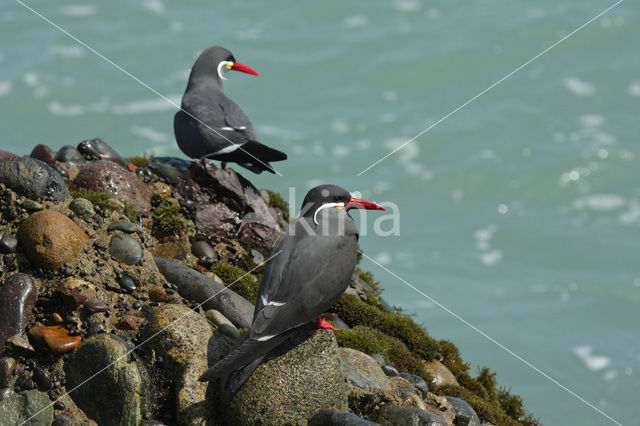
<box><xmin>109</xmin><ymin>234</ymin><xmax>143</xmax><ymax>265</ymax></box>
<box><xmin>205</xmin><ymin>309</ymin><xmax>233</xmax><ymax>328</ymax></box>
<box><xmin>27</xmin><ymin>325</ymin><xmax>81</xmax><ymax>355</ymax></box>
<box><xmin>373</xmin><ymin>405</ymin><xmax>447</xmax><ymax>426</ymax></box>
<box><xmin>191</xmin><ymin>240</ymin><xmax>216</xmax><ymax>267</ymax></box>
<box><xmin>4</xmin><ymin>334</ymin><xmax>35</xmax><ymax>356</ymax></box>
<box><xmin>52</xmin><ymin>414</ymin><xmax>75</xmax><ymax>426</ymax></box>
<box><xmin>309</xmin><ymin>410</ymin><xmax>379</xmax><ymax>425</ymax></box>
<box><xmin>339</xmin><ymin>348</ymin><xmax>392</xmax><ymax>393</ymax></box>
<box><xmin>0</xmin><ymin>236</ymin><xmax>18</xmax><ymax>253</ymax></box>
<box><xmin>143</xmin><ymin>304</ymin><xmax>212</xmax><ymax>426</ymax></box>
<box><xmin>57</xmin><ymin>145</ymin><xmax>86</xmax><ymax>164</ymax></box>
<box><xmin>174</xmin><ymin>162</ymin><xmax>279</xmax><ymax>247</ymax></box>
<box><xmin>423</xmin><ymin>360</ymin><xmax>459</xmax><ymax>386</ymax></box>
<box><xmin>77</xmin><ymin>138</ymin><xmax>128</xmax><ymax>167</ymax></box>
<box><xmin>86</xmin><ymin>322</ymin><xmax>105</xmax><ymax>336</ymax></box>
<box><xmin>227</xmin><ymin>327</ymin><xmax>348</xmax><ymax>425</ymax></box>
<box><xmin>0</xmin><ymin>387</ymin><xmax>14</xmax><ymax>400</ymax></box>
<box><xmin>0</xmin><ymin>389</ymin><xmax>53</xmax><ymax>425</ymax></box>
<box><xmin>32</xmin><ymin>366</ymin><xmax>51</xmax><ymax>391</ymax></box>
<box><xmin>0</xmin><ymin>150</ymin><xmax>19</xmax><ymax>158</ymax></box>
<box><xmin>74</xmin><ymin>160</ymin><xmax>152</xmax><ymax>215</ymax></box>
<box><xmin>84</xmin><ymin>301</ymin><xmax>109</xmax><ymax>315</ymax></box>
<box><xmin>218</xmin><ymin>323</ymin><xmax>241</xmax><ymax>339</ymax></box>
<box><xmin>117</xmin><ymin>274</ymin><xmax>137</xmax><ymax>293</ymax></box>
<box><xmin>65</xmin><ymin>334</ymin><xmax>152</xmax><ymax>426</ymax></box>
<box><xmin>30</xmin><ymin>144</ymin><xmax>57</xmax><ymax>165</ymax></box>
<box><xmin>154</xmin><ymin>257</ymin><xmax>254</xmax><ymax>329</ymax></box>
<box><xmin>398</xmin><ymin>372</ymin><xmax>428</xmax><ymax>398</ymax></box>
<box><xmin>107</xmin><ymin>221</ymin><xmax>144</xmax><ymax>237</ymax></box>
<box><xmin>382</xmin><ymin>365</ymin><xmax>399</xmax><ymax>377</ymax></box>
<box><xmin>148</xmin><ymin>157</ymin><xmax>191</xmax><ymax>182</ymax></box>
<box><xmin>69</xmin><ymin>198</ymin><xmax>95</xmax><ymax>219</ymax></box>
<box><xmin>17</xmin><ymin>211</ymin><xmax>88</xmax><ymax>270</ymax></box>
<box><xmin>21</xmin><ymin>199</ymin><xmax>43</xmax><ymax>211</ymax></box>
<box><xmin>148</xmin><ymin>285</ymin><xmax>166</xmax><ymax>303</ymax></box>
<box><xmin>0</xmin><ymin>357</ymin><xmax>16</xmax><ymax>387</ymax></box>
<box><xmin>115</xmin><ymin>318</ymin><xmax>136</xmax><ymax>330</ymax></box>
<box><xmin>0</xmin><ymin>273</ymin><xmax>37</xmax><ymax>354</ymax></box>
<box><xmin>55</xmin><ymin>281</ymin><xmax>88</xmax><ymax>308</ymax></box>
<box><xmin>0</xmin><ymin>157</ymin><xmax>69</xmax><ymax>201</ymax></box>
<box><xmin>446</xmin><ymin>397</ymin><xmax>481</xmax><ymax>426</ymax></box>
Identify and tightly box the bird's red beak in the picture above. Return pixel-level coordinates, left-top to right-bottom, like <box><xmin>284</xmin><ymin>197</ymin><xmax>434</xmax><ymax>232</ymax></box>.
<box><xmin>231</xmin><ymin>61</ymin><xmax>259</xmax><ymax>76</ymax></box>
<box><xmin>345</xmin><ymin>197</ymin><xmax>386</xmax><ymax>211</ymax></box>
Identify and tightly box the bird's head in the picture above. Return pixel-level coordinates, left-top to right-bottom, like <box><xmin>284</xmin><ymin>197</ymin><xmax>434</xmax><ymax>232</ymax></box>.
<box><xmin>301</xmin><ymin>184</ymin><xmax>386</xmax><ymax>225</ymax></box>
<box><xmin>193</xmin><ymin>45</ymin><xmax>259</xmax><ymax>81</ymax></box>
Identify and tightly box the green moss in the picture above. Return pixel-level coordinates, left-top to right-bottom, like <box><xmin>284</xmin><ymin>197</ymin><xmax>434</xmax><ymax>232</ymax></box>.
<box><xmin>71</xmin><ymin>187</ymin><xmax>137</xmax><ymax>219</ymax></box>
<box><xmin>335</xmin><ymin>326</ymin><xmax>432</xmax><ymax>384</ymax></box>
<box><xmin>129</xmin><ymin>154</ymin><xmax>149</xmax><ymax>168</ymax></box>
<box><xmin>498</xmin><ymin>387</ymin><xmax>540</xmax><ymax>426</ymax></box>
<box><xmin>264</xmin><ymin>189</ymin><xmax>290</xmax><ymax>223</ymax></box>
<box><xmin>355</xmin><ymin>268</ymin><xmax>383</xmax><ymax>294</ymax></box>
<box><xmin>332</xmin><ymin>294</ymin><xmax>439</xmax><ymax>360</ymax></box>
<box><xmin>152</xmin><ymin>199</ymin><xmax>183</xmax><ymax>236</ymax></box>
<box><xmin>70</xmin><ymin>188</ymin><xmax>113</xmax><ymax>206</ymax></box>
<box><xmin>211</xmin><ymin>262</ymin><xmax>259</xmax><ymax>305</ymax></box>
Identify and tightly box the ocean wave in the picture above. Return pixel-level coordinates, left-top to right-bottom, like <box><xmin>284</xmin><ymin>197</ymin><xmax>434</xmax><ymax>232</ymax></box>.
<box><xmin>629</xmin><ymin>81</ymin><xmax>640</xmax><ymax>97</ymax></box>
<box><xmin>143</xmin><ymin>0</ymin><xmax>165</xmax><ymax>14</ymax></box>
<box><xmin>394</xmin><ymin>0</ymin><xmax>422</xmax><ymax>13</ymax></box>
<box><xmin>131</xmin><ymin>126</ymin><xmax>170</xmax><ymax>143</ymax></box>
<box><xmin>343</xmin><ymin>15</ymin><xmax>368</xmax><ymax>29</ymax></box>
<box><xmin>573</xmin><ymin>194</ymin><xmax>625</xmax><ymax>212</ymax></box>
<box><xmin>48</xmin><ymin>45</ymin><xmax>85</xmax><ymax>58</ymax></box>
<box><xmin>563</xmin><ymin>77</ymin><xmax>595</xmax><ymax>97</ymax></box>
<box><xmin>111</xmin><ymin>96</ymin><xmax>181</xmax><ymax>115</ymax></box>
<box><xmin>0</xmin><ymin>81</ymin><xmax>12</xmax><ymax>97</ymax></box>
<box><xmin>573</xmin><ymin>345</ymin><xmax>611</xmax><ymax>371</ymax></box>
<box><xmin>61</xmin><ymin>5</ymin><xmax>97</xmax><ymax>17</ymax></box>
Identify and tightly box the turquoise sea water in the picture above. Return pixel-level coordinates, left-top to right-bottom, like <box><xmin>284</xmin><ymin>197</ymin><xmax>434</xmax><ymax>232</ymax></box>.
<box><xmin>1</xmin><ymin>1</ymin><xmax>638</xmax><ymax>424</ymax></box>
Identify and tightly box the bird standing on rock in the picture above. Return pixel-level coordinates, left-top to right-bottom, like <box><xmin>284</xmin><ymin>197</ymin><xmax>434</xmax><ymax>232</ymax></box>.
<box><xmin>198</xmin><ymin>184</ymin><xmax>385</xmax><ymax>393</ymax></box>
<box><xmin>174</xmin><ymin>46</ymin><xmax>287</xmax><ymax>174</ymax></box>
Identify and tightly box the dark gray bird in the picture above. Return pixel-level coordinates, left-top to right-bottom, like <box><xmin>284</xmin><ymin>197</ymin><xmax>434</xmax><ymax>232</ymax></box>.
<box><xmin>198</xmin><ymin>184</ymin><xmax>385</xmax><ymax>392</ymax></box>
<box><xmin>174</xmin><ymin>46</ymin><xmax>287</xmax><ymax>174</ymax></box>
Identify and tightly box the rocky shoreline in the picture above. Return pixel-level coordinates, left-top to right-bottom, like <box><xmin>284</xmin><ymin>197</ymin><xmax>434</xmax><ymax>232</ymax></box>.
<box><xmin>0</xmin><ymin>139</ymin><xmax>538</xmax><ymax>425</ymax></box>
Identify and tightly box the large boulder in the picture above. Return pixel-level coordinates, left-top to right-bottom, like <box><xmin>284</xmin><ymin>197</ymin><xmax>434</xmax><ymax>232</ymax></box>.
<box><xmin>372</xmin><ymin>405</ymin><xmax>447</xmax><ymax>426</ymax></box>
<box><xmin>0</xmin><ymin>157</ymin><xmax>69</xmax><ymax>201</ymax></box>
<box><xmin>64</xmin><ymin>334</ymin><xmax>153</xmax><ymax>426</ymax></box>
<box><xmin>18</xmin><ymin>210</ymin><xmax>88</xmax><ymax>270</ymax></box>
<box><xmin>224</xmin><ymin>327</ymin><xmax>348</xmax><ymax>425</ymax></box>
<box><xmin>143</xmin><ymin>304</ymin><xmax>213</xmax><ymax>426</ymax></box>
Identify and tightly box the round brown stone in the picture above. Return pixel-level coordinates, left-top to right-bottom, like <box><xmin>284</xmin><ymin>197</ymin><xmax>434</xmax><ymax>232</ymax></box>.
<box><xmin>18</xmin><ymin>210</ymin><xmax>88</xmax><ymax>270</ymax></box>
<box><xmin>73</xmin><ymin>160</ymin><xmax>152</xmax><ymax>215</ymax></box>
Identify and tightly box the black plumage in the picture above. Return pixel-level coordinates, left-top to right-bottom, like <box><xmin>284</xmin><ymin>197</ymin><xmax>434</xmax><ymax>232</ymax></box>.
<box><xmin>174</xmin><ymin>46</ymin><xmax>286</xmax><ymax>174</ymax></box>
<box><xmin>199</xmin><ymin>184</ymin><xmax>385</xmax><ymax>393</ymax></box>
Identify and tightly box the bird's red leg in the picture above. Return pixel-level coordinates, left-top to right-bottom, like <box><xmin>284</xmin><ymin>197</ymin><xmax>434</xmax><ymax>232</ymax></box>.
<box><xmin>316</xmin><ymin>315</ymin><xmax>338</xmax><ymax>331</ymax></box>
<box><xmin>221</xmin><ymin>162</ymin><xmax>227</xmax><ymax>169</ymax></box>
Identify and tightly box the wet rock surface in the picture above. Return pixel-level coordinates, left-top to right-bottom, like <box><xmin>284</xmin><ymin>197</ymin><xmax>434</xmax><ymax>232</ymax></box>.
<box><xmin>148</xmin><ymin>157</ymin><xmax>191</xmax><ymax>182</ymax></box>
<box><xmin>309</xmin><ymin>409</ymin><xmax>379</xmax><ymax>425</ymax></box>
<box><xmin>57</xmin><ymin>145</ymin><xmax>86</xmax><ymax>164</ymax></box>
<box><xmin>28</xmin><ymin>325</ymin><xmax>81</xmax><ymax>355</ymax></box>
<box><xmin>154</xmin><ymin>257</ymin><xmax>254</xmax><ymax>329</ymax></box>
<box><xmin>446</xmin><ymin>396</ymin><xmax>481</xmax><ymax>426</ymax></box>
<box><xmin>144</xmin><ymin>304</ymin><xmax>212</xmax><ymax>425</ymax></box>
<box><xmin>65</xmin><ymin>334</ymin><xmax>153</xmax><ymax>426</ymax></box>
<box><xmin>0</xmin><ymin>389</ymin><xmax>54</xmax><ymax>425</ymax></box>
<box><xmin>18</xmin><ymin>210</ymin><xmax>88</xmax><ymax>270</ymax></box>
<box><xmin>226</xmin><ymin>327</ymin><xmax>348</xmax><ymax>425</ymax></box>
<box><xmin>109</xmin><ymin>234</ymin><xmax>143</xmax><ymax>265</ymax></box>
<box><xmin>0</xmin><ymin>273</ymin><xmax>37</xmax><ymax>354</ymax></box>
<box><xmin>77</xmin><ymin>138</ymin><xmax>129</xmax><ymax>167</ymax></box>
<box><xmin>0</xmin><ymin>157</ymin><xmax>69</xmax><ymax>201</ymax></box>
<box><xmin>174</xmin><ymin>161</ymin><xmax>280</xmax><ymax>247</ymax></box>
<box><xmin>74</xmin><ymin>160</ymin><xmax>152</xmax><ymax>215</ymax></box>
<box><xmin>339</xmin><ymin>348</ymin><xmax>393</xmax><ymax>393</ymax></box>
<box><xmin>30</xmin><ymin>144</ymin><xmax>57</xmax><ymax>165</ymax></box>
<box><xmin>373</xmin><ymin>405</ymin><xmax>448</xmax><ymax>425</ymax></box>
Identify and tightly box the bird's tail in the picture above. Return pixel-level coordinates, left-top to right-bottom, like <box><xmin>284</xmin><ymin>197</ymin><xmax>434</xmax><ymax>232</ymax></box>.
<box><xmin>198</xmin><ymin>333</ymin><xmax>289</xmax><ymax>384</ymax></box>
<box><xmin>216</xmin><ymin>140</ymin><xmax>287</xmax><ymax>174</ymax></box>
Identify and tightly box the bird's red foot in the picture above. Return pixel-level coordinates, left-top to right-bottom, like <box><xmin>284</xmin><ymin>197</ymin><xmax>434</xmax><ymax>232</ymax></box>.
<box><xmin>316</xmin><ymin>315</ymin><xmax>337</xmax><ymax>331</ymax></box>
